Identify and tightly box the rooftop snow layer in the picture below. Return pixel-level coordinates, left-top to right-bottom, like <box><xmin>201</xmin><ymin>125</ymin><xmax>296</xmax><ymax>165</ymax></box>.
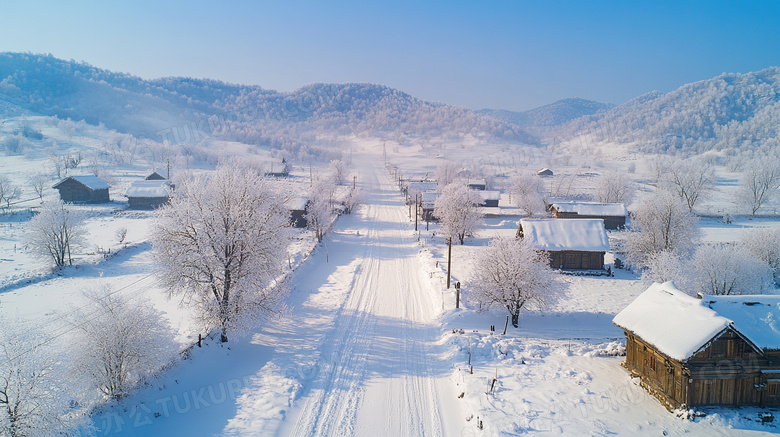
<box><xmin>702</xmin><ymin>295</ymin><xmax>780</xmax><ymax>351</ymax></box>
<box><xmin>613</xmin><ymin>282</ymin><xmax>731</xmax><ymax>361</ymax></box>
<box><xmin>55</xmin><ymin>175</ymin><xmax>110</xmax><ymax>190</ymax></box>
<box><xmin>125</xmin><ymin>180</ymin><xmax>171</xmax><ymax>198</ymax></box>
<box><xmin>552</xmin><ymin>202</ymin><xmax>627</xmax><ymax>217</ymax></box>
<box><xmin>479</xmin><ymin>190</ymin><xmax>501</xmax><ymax>201</ymax></box>
<box><xmin>286</xmin><ymin>197</ymin><xmax>308</xmax><ymax>211</ymax></box>
<box><xmin>519</xmin><ymin>218</ymin><xmax>610</xmax><ymax>252</ymax></box>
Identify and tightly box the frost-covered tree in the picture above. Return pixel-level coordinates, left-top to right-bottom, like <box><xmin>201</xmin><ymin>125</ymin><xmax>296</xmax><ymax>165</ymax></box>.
<box><xmin>433</xmin><ymin>183</ymin><xmax>482</xmax><ymax>245</ymax></box>
<box><xmin>70</xmin><ymin>285</ymin><xmax>177</xmax><ymax>401</ymax></box>
<box><xmin>469</xmin><ymin>237</ymin><xmax>562</xmax><ymax>328</ymax></box>
<box><xmin>740</xmin><ymin>228</ymin><xmax>780</xmax><ymax>283</ymax></box>
<box><xmin>0</xmin><ymin>318</ymin><xmax>86</xmax><ymax>437</ymax></box>
<box><xmin>329</xmin><ymin>159</ymin><xmax>347</xmax><ymax>185</ymax></box>
<box><xmin>26</xmin><ymin>199</ymin><xmax>85</xmax><ymax>268</ymax></box>
<box><xmin>434</xmin><ymin>161</ymin><xmax>459</xmax><ymax>187</ymax></box>
<box><xmin>509</xmin><ymin>171</ymin><xmax>545</xmax><ymax>217</ymax></box>
<box><xmin>595</xmin><ymin>171</ymin><xmax>635</xmax><ymax>204</ymax></box>
<box><xmin>690</xmin><ymin>245</ymin><xmax>773</xmax><ymax>295</ymax></box>
<box><xmin>307</xmin><ymin>178</ymin><xmax>336</xmax><ymax>242</ymax></box>
<box><xmin>623</xmin><ymin>191</ymin><xmax>700</xmax><ymax>267</ymax></box>
<box><xmin>152</xmin><ymin>166</ymin><xmax>291</xmax><ymax>342</ymax></box>
<box><xmin>640</xmin><ymin>250</ymin><xmax>689</xmax><ymax>289</ymax></box>
<box><xmin>0</xmin><ymin>177</ymin><xmax>21</xmax><ymax>209</ymax></box>
<box><xmin>737</xmin><ymin>158</ymin><xmax>780</xmax><ymax>215</ymax></box>
<box><xmin>659</xmin><ymin>157</ymin><xmax>716</xmax><ymax>211</ymax></box>
<box><xmin>341</xmin><ymin>186</ymin><xmax>363</xmax><ymax>215</ymax></box>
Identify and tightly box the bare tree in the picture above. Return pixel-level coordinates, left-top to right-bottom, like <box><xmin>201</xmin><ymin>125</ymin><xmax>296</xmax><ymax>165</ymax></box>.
<box><xmin>329</xmin><ymin>159</ymin><xmax>347</xmax><ymax>185</ymax></box>
<box><xmin>623</xmin><ymin>191</ymin><xmax>700</xmax><ymax>267</ymax></box>
<box><xmin>509</xmin><ymin>171</ymin><xmax>545</xmax><ymax>217</ymax></box>
<box><xmin>29</xmin><ymin>174</ymin><xmax>47</xmax><ymax>201</ymax></box>
<box><xmin>0</xmin><ymin>317</ymin><xmax>86</xmax><ymax>436</ymax></box>
<box><xmin>737</xmin><ymin>158</ymin><xmax>780</xmax><ymax>215</ymax></box>
<box><xmin>0</xmin><ymin>177</ymin><xmax>21</xmax><ymax>209</ymax></box>
<box><xmin>70</xmin><ymin>285</ymin><xmax>177</xmax><ymax>400</ymax></box>
<box><xmin>152</xmin><ymin>166</ymin><xmax>291</xmax><ymax>342</ymax></box>
<box><xmin>26</xmin><ymin>199</ymin><xmax>85</xmax><ymax>268</ymax></box>
<box><xmin>660</xmin><ymin>157</ymin><xmax>716</xmax><ymax>211</ymax></box>
<box><xmin>595</xmin><ymin>170</ymin><xmax>635</xmax><ymax>204</ymax></box>
<box><xmin>469</xmin><ymin>237</ymin><xmax>562</xmax><ymax>327</ymax></box>
<box><xmin>433</xmin><ymin>183</ymin><xmax>482</xmax><ymax>245</ymax></box>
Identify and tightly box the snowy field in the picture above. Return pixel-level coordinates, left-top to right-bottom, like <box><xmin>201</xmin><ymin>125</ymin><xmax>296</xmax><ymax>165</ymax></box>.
<box><xmin>1</xmin><ymin>118</ymin><xmax>779</xmax><ymax>436</ymax></box>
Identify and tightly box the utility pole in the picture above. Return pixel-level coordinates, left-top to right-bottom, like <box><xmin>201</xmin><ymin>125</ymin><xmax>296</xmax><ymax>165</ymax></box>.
<box><xmin>446</xmin><ymin>237</ymin><xmax>452</xmax><ymax>289</ymax></box>
<box><xmin>414</xmin><ymin>193</ymin><xmax>419</xmax><ymax>231</ymax></box>
<box><xmin>166</xmin><ymin>157</ymin><xmax>171</xmax><ymax>180</ymax></box>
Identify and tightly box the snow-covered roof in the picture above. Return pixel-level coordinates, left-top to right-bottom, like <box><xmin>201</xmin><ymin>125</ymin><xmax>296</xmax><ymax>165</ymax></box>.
<box><xmin>479</xmin><ymin>190</ymin><xmax>501</xmax><ymax>201</ymax></box>
<box><xmin>468</xmin><ymin>179</ymin><xmax>486</xmax><ymax>186</ymax></box>
<box><xmin>421</xmin><ymin>192</ymin><xmax>440</xmax><ymax>207</ymax></box>
<box><xmin>519</xmin><ymin>218</ymin><xmax>610</xmax><ymax>252</ymax></box>
<box><xmin>702</xmin><ymin>295</ymin><xmax>780</xmax><ymax>351</ymax></box>
<box><xmin>54</xmin><ymin>175</ymin><xmax>110</xmax><ymax>190</ymax></box>
<box><xmin>551</xmin><ymin>202</ymin><xmax>627</xmax><ymax>217</ymax></box>
<box><xmin>537</xmin><ymin>168</ymin><xmax>553</xmax><ymax>176</ymax></box>
<box><xmin>613</xmin><ymin>282</ymin><xmax>732</xmax><ymax>361</ymax></box>
<box><xmin>286</xmin><ymin>197</ymin><xmax>309</xmax><ymax>211</ymax></box>
<box><xmin>125</xmin><ymin>180</ymin><xmax>171</xmax><ymax>198</ymax></box>
<box><xmin>407</xmin><ymin>182</ymin><xmax>437</xmax><ymax>193</ymax></box>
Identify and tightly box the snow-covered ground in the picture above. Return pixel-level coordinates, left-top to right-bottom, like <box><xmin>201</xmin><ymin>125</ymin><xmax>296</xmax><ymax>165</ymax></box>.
<box><xmin>2</xmin><ymin>120</ymin><xmax>780</xmax><ymax>436</ymax></box>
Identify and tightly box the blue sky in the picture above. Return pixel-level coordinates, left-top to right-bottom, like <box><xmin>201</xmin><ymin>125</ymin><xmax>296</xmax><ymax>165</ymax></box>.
<box><xmin>2</xmin><ymin>1</ymin><xmax>779</xmax><ymax>110</ymax></box>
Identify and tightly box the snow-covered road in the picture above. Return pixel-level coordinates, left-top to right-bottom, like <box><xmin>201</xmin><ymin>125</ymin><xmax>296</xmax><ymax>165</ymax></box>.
<box><xmin>225</xmin><ymin>158</ymin><xmax>460</xmax><ymax>436</ymax></box>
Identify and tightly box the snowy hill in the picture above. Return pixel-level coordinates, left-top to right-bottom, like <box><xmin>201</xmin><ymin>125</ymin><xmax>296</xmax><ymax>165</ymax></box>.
<box><xmin>555</xmin><ymin>67</ymin><xmax>780</xmax><ymax>155</ymax></box>
<box><xmin>480</xmin><ymin>97</ymin><xmax>614</xmax><ymax>129</ymax></box>
<box><xmin>0</xmin><ymin>53</ymin><xmax>537</xmax><ymax>150</ymax></box>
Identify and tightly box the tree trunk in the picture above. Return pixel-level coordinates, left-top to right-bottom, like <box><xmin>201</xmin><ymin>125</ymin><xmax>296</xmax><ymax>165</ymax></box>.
<box><xmin>511</xmin><ymin>311</ymin><xmax>519</xmax><ymax>328</ymax></box>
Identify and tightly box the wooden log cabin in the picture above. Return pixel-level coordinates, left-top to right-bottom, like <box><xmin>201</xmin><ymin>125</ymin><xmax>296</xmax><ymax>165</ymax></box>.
<box><xmin>53</xmin><ymin>175</ymin><xmax>110</xmax><ymax>203</ymax></box>
<box><xmin>613</xmin><ymin>282</ymin><xmax>780</xmax><ymax>410</ymax></box>
<box><xmin>549</xmin><ymin>201</ymin><xmax>627</xmax><ymax>230</ymax></box>
<box><xmin>517</xmin><ymin>218</ymin><xmax>609</xmax><ymax>270</ymax></box>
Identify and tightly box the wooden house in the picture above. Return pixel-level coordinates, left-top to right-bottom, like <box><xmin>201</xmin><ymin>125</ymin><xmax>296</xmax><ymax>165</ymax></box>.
<box><xmin>467</xmin><ymin>179</ymin><xmax>486</xmax><ymax>191</ymax></box>
<box><xmin>125</xmin><ymin>180</ymin><xmax>173</xmax><ymax>210</ymax></box>
<box><xmin>53</xmin><ymin>175</ymin><xmax>110</xmax><ymax>204</ymax></box>
<box><xmin>145</xmin><ymin>171</ymin><xmax>167</xmax><ymax>181</ymax></box>
<box><xmin>421</xmin><ymin>192</ymin><xmax>440</xmax><ymax>222</ymax></box>
<box><xmin>550</xmin><ymin>201</ymin><xmax>627</xmax><ymax>230</ymax></box>
<box><xmin>536</xmin><ymin>168</ymin><xmax>554</xmax><ymax>177</ymax></box>
<box><xmin>614</xmin><ymin>282</ymin><xmax>780</xmax><ymax>410</ymax></box>
<box><xmin>517</xmin><ymin>218</ymin><xmax>609</xmax><ymax>270</ymax></box>
<box><xmin>478</xmin><ymin>190</ymin><xmax>500</xmax><ymax>207</ymax></box>
<box><xmin>288</xmin><ymin>197</ymin><xmax>309</xmax><ymax>228</ymax></box>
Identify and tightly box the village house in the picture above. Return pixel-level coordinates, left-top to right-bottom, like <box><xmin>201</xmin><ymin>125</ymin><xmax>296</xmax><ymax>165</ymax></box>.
<box><xmin>478</xmin><ymin>190</ymin><xmax>500</xmax><ymax>207</ymax></box>
<box><xmin>467</xmin><ymin>179</ymin><xmax>486</xmax><ymax>191</ymax></box>
<box><xmin>549</xmin><ymin>201</ymin><xmax>627</xmax><ymax>230</ymax></box>
<box><xmin>288</xmin><ymin>197</ymin><xmax>309</xmax><ymax>228</ymax></box>
<box><xmin>517</xmin><ymin>218</ymin><xmax>609</xmax><ymax>270</ymax></box>
<box><xmin>613</xmin><ymin>282</ymin><xmax>780</xmax><ymax>410</ymax></box>
<box><xmin>144</xmin><ymin>171</ymin><xmax>167</xmax><ymax>181</ymax></box>
<box><xmin>125</xmin><ymin>180</ymin><xmax>173</xmax><ymax>210</ymax></box>
<box><xmin>536</xmin><ymin>168</ymin><xmax>554</xmax><ymax>177</ymax></box>
<box><xmin>52</xmin><ymin>175</ymin><xmax>110</xmax><ymax>203</ymax></box>
<box><xmin>421</xmin><ymin>192</ymin><xmax>440</xmax><ymax>222</ymax></box>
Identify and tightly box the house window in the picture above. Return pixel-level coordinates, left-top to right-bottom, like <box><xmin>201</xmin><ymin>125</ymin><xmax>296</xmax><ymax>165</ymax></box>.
<box><xmin>769</xmin><ymin>383</ymin><xmax>779</xmax><ymax>396</ymax></box>
<box><xmin>649</xmin><ymin>354</ymin><xmax>657</xmax><ymax>372</ymax></box>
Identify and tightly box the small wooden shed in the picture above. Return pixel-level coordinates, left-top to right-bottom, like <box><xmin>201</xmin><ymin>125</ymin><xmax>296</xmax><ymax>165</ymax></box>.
<box><xmin>53</xmin><ymin>175</ymin><xmax>110</xmax><ymax>204</ymax></box>
<box><xmin>421</xmin><ymin>192</ymin><xmax>441</xmax><ymax>222</ymax></box>
<box><xmin>145</xmin><ymin>171</ymin><xmax>167</xmax><ymax>181</ymax></box>
<box><xmin>478</xmin><ymin>190</ymin><xmax>500</xmax><ymax>207</ymax></box>
<box><xmin>517</xmin><ymin>218</ymin><xmax>609</xmax><ymax>270</ymax></box>
<box><xmin>125</xmin><ymin>180</ymin><xmax>173</xmax><ymax>210</ymax></box>
<box><xmin>614</xmin><ymin>282</ymin><xmax>780</xmax><ymax>410</ymax></box>
<box><xmin>536</xmin><ymin>168</ymin><xmax>554</xmax><ymax>177</ymax></box>
<box><xmin>288</xmin><ymin>197</ymin><xmax>309</xmax><ymax>228</ymax></box>
<box><xmin>550</xmin><ymin>201</ymin><xmax>627</xmax><ymax>230</ymax></box>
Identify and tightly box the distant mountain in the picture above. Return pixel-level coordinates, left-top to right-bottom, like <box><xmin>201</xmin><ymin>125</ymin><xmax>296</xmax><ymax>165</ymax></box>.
<box><xmin>0</xmin><ymin>53</ymin><xmax>538</xmax><ymax>157</ymax></box>
<box><xmin>479</xmin><ymin>98</ymin><xmax>614</xmax><ymax>129</ymax></box>
<box><xmin>556</xmin><ymin>67</ymin><xmax>780</xmax><ymax>154</ymax></box>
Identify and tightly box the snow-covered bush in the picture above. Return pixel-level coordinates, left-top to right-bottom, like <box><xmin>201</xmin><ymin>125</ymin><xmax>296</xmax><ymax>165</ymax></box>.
<box><xmin>70</xmin><ymin>285</ymin><xmax>177</xmax><ymax>401</ymax></box>
<box><xmin>468</xmin><ymin>237</ymin><xmax>563</xmax><ymax>327</ymax></box>
<box><xmin>152</xmin><ymin>165</ymin><xmax>291</xmax><ymax>342</ymax></box>
<box><xmin>433</xmin><ymin>183</ymin><xmax>482</xmax><ymax>245</ymax></box>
